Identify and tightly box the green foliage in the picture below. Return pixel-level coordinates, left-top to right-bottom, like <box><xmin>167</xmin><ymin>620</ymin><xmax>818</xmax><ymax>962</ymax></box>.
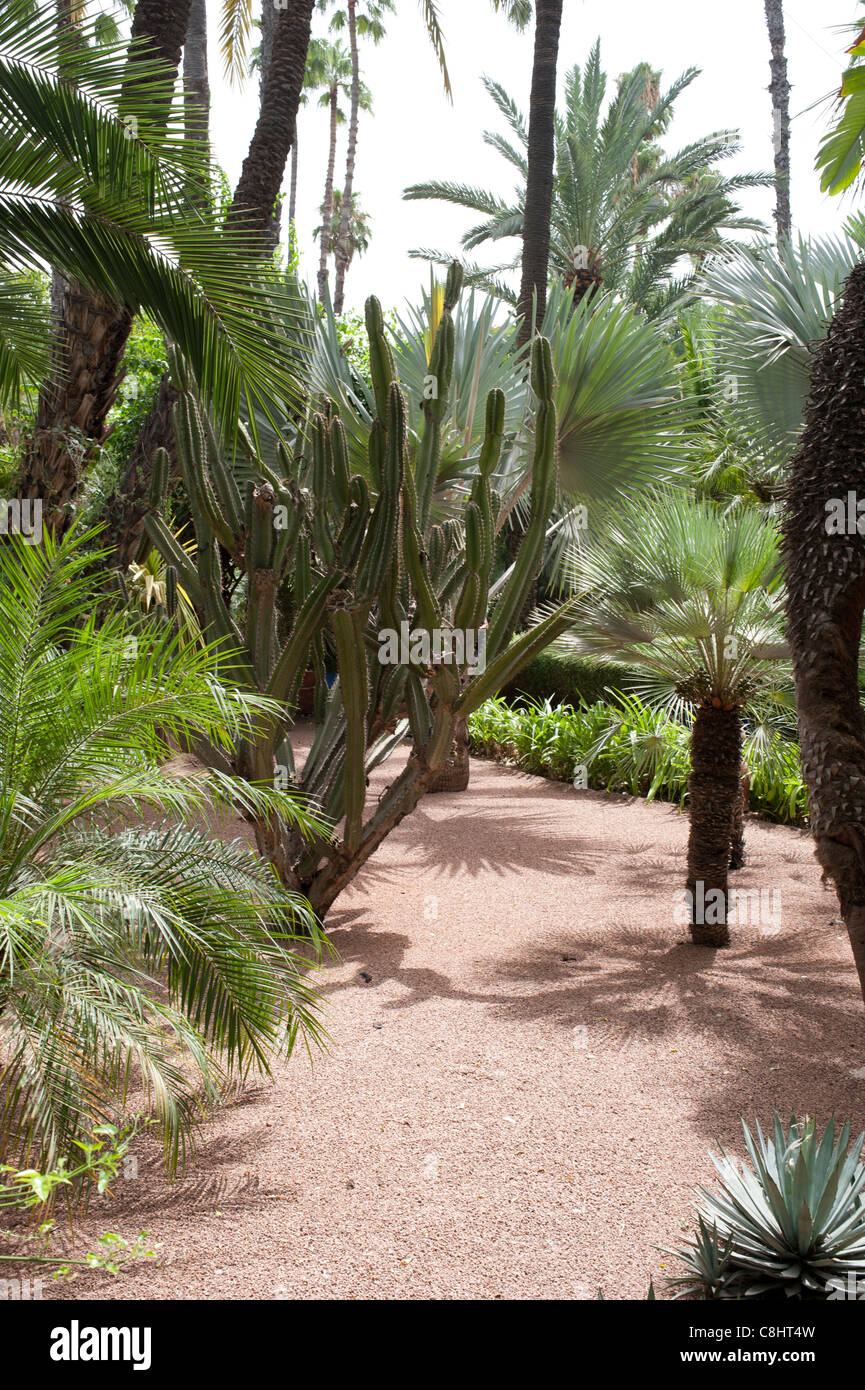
<box><xmin>0</xmin><ymin>528</ymin><xmax>329</xmax><ymax>1173</ymax></box>
<box><xmin>668</xmin><ymin>1115</ymin><xmax>865</xmax><ymax>1299</ymax></box>
<box><xmin>0</xmin><ymin>0</ymin><xmax>304</xmax><ymax>437</ymax></box>
<box><xmin>816</xmin><ymin>10</ymin><xmax>865</xmax><ymax>194</ymax></box>
<box><xmin>1</xmin><ymin>1119</ymin><xmax>157</xmax><ymax>1278</ymax></box>
<box><xmin>500</xmin><ymin>647</ymin><xmax>635</xmax><ymax>707</ymax></box>
<box><xmin>468</xmin><ymin>694</ymin><xmax>808</xmax><ymax>823</ymax></box>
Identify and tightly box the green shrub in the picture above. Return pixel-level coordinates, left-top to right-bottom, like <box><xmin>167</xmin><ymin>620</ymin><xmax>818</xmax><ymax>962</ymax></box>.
<box><xmin>468</xmin><ymin>694</ymin><xmax>809</xmax><ymax>825</ymax></box>
<box><xmin>499</xmin><ymin>648</ymin><xmax>636</xmax><ymax>708</ymax></box>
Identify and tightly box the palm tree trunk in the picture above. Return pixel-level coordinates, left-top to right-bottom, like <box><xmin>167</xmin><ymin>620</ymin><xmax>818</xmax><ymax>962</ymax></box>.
<box><xmin>764</xmin><ymin>0</ymin><xmax>791</xmax><ymax>241</ymax></box>
<box><xmin>18</xmin><ymin>0</ymin><xmax>194</xmax><ymax>536</ymax></box>
<box><xmin>318</xmin><ymin>86</ymin><xmax>340</xmax><ymax>304</ymax></box>
<box><xmin>228</xmin><ymin>0</ymin><xmax>314</xmax><ymax>243</ymax></box>
<box><xmin>333</xmin><ymin>0</ymin><xmax>360</xmax><ymax>316</ymax></box>
<box><xmin>104</xmin><ymin>372</ymin><xmax>179</xmax><ymax>569</ymax></box>
<box><xmin>107</xmin><ymin>0</ymin><xmax>313</xmax><ymax>568</ymax></box>
<box><xmin>288</xmin><ymin>121</ymin><xmax>299</xmax><ymax>228</ymax></box>
<box><xmin>784</xmin><ymin>261</ymin><xmax>865</xmax><ymax>1006</ymax></box>
<box><xmin>516</xmin><ymin>0</ymin><xmax>564</xmax><ymax>348</ymax></box>
<box><xmin>686</xmin><ymin>704</ymin><xmax>742</xmax><ymax>947</ymax></box>
<box><xmin>183</xmin><ymin>0</ymin><xmax>210</xmax><ymax>207</ymax></box>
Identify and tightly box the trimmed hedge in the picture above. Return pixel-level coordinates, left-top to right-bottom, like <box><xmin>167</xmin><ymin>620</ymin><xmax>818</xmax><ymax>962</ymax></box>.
<box><xmin>500</xmin><ymin>648</ymin><xmax>636</xmax><ymax>707</ymax></box>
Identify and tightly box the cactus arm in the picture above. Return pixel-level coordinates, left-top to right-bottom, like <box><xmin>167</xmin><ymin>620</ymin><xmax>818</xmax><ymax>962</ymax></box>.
<box><xmin>485</xmin><ymin>339</ymin><xmax>558</xmax><ymax>658</ymax></box>
<box><xmin>365</xmin><ymin>296</ymin><xmax>396</xmax><ymax>423</ymax></box>
<box><xmin>266</xmin><ymin>571</ymin><xmax>343</xmax><ymax>712</ymax></box>
<box><xmin>329</xmin><ymin>603</ymin><xmax>369</xmax><ymax>855</ymax></box>
<box><xmin>456</xmin><ymin>598</ymin><xmax>578</xmax><ymax>716</ymax></box>
<box><xmin>142</xmin><ymin>514</ymin><xmax>204</xmax><ymax>607</ymax></box>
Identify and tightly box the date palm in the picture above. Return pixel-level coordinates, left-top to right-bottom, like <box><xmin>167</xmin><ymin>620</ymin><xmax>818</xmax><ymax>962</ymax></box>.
<box><xmin>0</xmin><ymin>528</ymin><xmax>328</xmax><ymax>1173</ymax></box>
<box><xmin>407</xmin><ymin>44</ymin><xmax>770</xmax><ymax>317</ymax></box>
<box><xmin>552</xmin><ymin>492</ymin><xmax>788</xmax><ymax>947</ymax></box>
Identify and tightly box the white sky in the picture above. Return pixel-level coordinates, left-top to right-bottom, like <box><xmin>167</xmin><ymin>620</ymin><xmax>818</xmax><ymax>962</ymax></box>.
<box><xmin>206</xmin><ymin>0</ymin><xmax>859</xmax><ymax>312</ymax></box>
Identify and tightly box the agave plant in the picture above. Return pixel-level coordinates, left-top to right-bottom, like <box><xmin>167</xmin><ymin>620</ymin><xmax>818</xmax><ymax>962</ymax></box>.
<box><xmin>669</xmin><ymin>1115</ymin><xmax>865</xmax><ymax>1299</ymax></box>
<box><xmin>0</xmin><ymin>528</ymin><xmax>328</xmax><ymax>1174</ymax></box>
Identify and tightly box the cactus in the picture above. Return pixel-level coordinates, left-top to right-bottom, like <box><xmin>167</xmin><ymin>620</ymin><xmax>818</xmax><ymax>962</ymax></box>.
<box><xmin>143</xmin><ymin>266</ymin><xmax>576</xmax><ymax>918</ymax></box>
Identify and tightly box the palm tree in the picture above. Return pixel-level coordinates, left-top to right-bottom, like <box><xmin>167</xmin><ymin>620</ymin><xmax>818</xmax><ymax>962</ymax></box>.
<box><xmin>406</xmin><ymin>46</ymin><xmax>771</xmax><ymax>317</ymax></box>
<box><xmin>313</xmin><ymin>188</ymin><xmax>372</xmax><ymax>276</ymax></box>
<box><xmin>3</xmin><ymin>1</ymin><xmax>303</xmax><ymax>533</ymax></box>
<box><xmin>305</xmin><ymin>38</ymin><xmax>362</xmax><ymax>303</ymax></box>
<box><xmin>17</xmin><ymin>0</ymin><xmax>194</xmax><ymax>528</ymax></box>
<box><xmin>0</xmin><ymin>528</ymin><xmax>328</xmax><ymax>1173</ymax></box>
<box><xmin>764</xmin><ymin>0</ymin><xmax>791</xmax><ymax>239</ymax></box>
<box><xmin>555</xmin><ymin>492</ymin><xmax>788</xmax><ymax>947</ymax></box>
<box><xmin>320</xmin><ymin>0</ymin><xmax>393</xmax><ymax>314</ymax></box>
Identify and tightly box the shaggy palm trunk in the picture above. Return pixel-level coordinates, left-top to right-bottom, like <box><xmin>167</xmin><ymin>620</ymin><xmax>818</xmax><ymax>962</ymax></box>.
<box><xmin>105</xmin><ymin>373</ymin><xmax>179</xmax><ymax>568</ymax></box>
<box><xmin>729</xmin><ymin>761</ymin><xmax>750</xmax><ymax>871</ymax></box>
<box><xmin>516</xmin><ymin>0</ymin><xmax>564</xmax><ymax>348</ymax></box>
<box><xmin>19</xmin><ymin>0</ymin><xmax>194</xmax><ymax>535</ymax></box>
<box><xmin>228</xmin><ymin>0</ymin><xmax>314</xmax><ymax>241</ymax></box>
<box><xmin>333</xmin><ymin>0</ymin><xmax>360</xmax><ymax>316</ymax></box>
<box><xmin>686</xmin><ymin>703</ymin><xmax>742</xmax><ymax>947</ymax></box>
<box><xmin>318</xmin><ymin>85</ymin><xmax>340</xmax><ymax>304</ymax></box>
<box><xmin>183</xmin><ymin>0</ymin><xmax>210</xmax><ymax>208</ymax></box>
<box><xmin>784</xmin><ymin>261</ymin><xmax>865</xmax><ymax>1006</ymax></box>
<box><xmin>764</xmin><ymin>0</ymin><xmax>791</xmax><ymax>241</ymax></box>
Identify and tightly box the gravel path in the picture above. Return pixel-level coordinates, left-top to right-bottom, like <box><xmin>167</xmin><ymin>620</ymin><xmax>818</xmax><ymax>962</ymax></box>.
<box><xmin>27</xmin><ymin>749</ymin><xmax>865</xmax><ymax>1301</ymax></box>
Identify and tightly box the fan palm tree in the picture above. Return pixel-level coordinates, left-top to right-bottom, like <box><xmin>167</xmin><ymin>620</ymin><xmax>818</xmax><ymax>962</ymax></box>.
<box><xmin>698</xmin><ymin>231</ymin><xmax>863</xmax><ymax>480</ymax></box>
<box><xmin>406</xmin><ymin>44</ymin><xmax>771</xmax><ymax>317</ymax></box>
<box><xmin>2</xmin><ymin>1</ymin><xmax>304</xmax><ymax>532</ymax></box>
<box><xmin>553</xmin><ymin>492</ymin><xmax>788</xmax><ymax>947</ymax></box>
<box><xmin>0</xmin><ymin>528</ymin><xmax>329</xmax><ymax>1174</ymax></box>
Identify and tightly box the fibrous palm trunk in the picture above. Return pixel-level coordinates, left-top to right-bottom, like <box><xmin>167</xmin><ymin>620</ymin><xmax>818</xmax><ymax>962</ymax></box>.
<box><xmin>183</xmin><ymin>0</ymin><xmax>210</xmax><ymax>206</ymax></box>
<box><xmin>784</xmin><ymin>261</ymin><xmax>865</xmax><ymax>1007</ymax></box>
<box><xmin>318</xmin><ymin>84</ymin><xmax>340</xmax><ymax>304</ymax></box>
<box><xmin>764</xmin><ymin>0</ymin><xmax>791</xmax><ymax>241</ymax></box>
<box><xmin>333</xmin><ymin>0</ymin><xmax>360</xmax><ymax>316</ymax></box>
<box><xmin>228</xmin><ymin>0</ymin><xmax>315</xmax><ymax>242</ymax></box>
<box><xmin>19</xmin><ymin>0</ymin><xmax>194</xmax><ymax>535</ymax></box>
<box><xmin>516</xmin><ymin>0</ymin><xmax>564</xmax><ymax>348</ymax></box>
<box><xmin>686</xmin><ymin>703</ymin><xmax>742</xmax><ymax>947</ymax></box>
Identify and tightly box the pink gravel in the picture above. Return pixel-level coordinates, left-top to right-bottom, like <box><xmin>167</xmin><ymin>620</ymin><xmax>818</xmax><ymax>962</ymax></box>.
<box><xmin>23</xmin><ymin>747</ymin><xmax>865</xmax><ymax>1301</ymax></box>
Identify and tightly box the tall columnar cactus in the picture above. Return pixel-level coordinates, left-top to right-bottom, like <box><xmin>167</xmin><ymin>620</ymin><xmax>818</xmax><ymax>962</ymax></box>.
<box><xmin>145</xmin><ymin>266</ymin><xmax>575</xmax><ymax>917</ymax></box>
